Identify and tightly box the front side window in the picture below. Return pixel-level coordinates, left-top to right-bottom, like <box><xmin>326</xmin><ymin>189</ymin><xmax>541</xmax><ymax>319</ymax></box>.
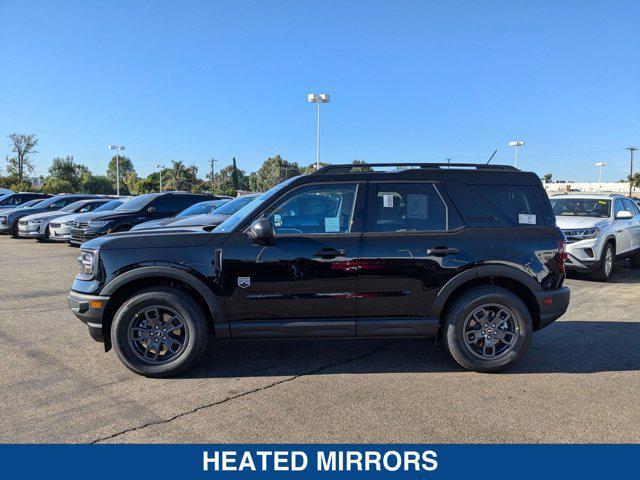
<box><xmin>613</xmin><ymin>198</ymin><xmax>625</xmax><ymax>217</ymax></box>
<box><xmin>368</xmin><ymin>182</ymin><xmax>447</xmax><ymax>232</ymax></box>
<box><xmin>622</xmin><ymin>198</ymin><xmax>639</xmax><ymax>216</ymax></box>
<box><xmin>151</xmin><ymin>195</ymin><xmax>179</xmax><ymax>214</ymax></box>
<box><xmin>265</xmin><ymin>184</ymin><xmax>358</xmax><ymax>235</ymax></box>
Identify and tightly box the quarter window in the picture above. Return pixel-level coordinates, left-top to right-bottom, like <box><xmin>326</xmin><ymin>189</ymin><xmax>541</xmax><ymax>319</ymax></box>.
<box><xmin>266</xmin><ymin>184</ymin><xmax>358</xmax><ymax>235</ymax></box>
<box><xmin>368</xmin><ymin>183</ymin><xmax>447</xmax><ymax>232</ymax></box>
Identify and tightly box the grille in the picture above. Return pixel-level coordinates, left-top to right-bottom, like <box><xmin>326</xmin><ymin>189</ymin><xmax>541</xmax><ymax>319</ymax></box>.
<box><xmin>74</xmin><ymin>222</ymin><xmax>89</xmax><ymax>229</ymax></box>
<box><xmin>50</xmin><ymin>222</ymin><xmax>61</xmax><ymax>228</ymax></box>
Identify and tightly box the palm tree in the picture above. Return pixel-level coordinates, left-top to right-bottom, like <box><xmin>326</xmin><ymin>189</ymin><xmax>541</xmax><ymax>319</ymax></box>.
<box><xmin>165</xmin><ymin>160</ymin><xmax>186</xmax><ymax>191</ymax></box>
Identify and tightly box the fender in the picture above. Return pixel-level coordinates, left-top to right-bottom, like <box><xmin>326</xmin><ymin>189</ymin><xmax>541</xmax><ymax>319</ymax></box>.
<box><xmin>429</xmin><ymin>264</ymin><xmax>542</xmax><ymax>317</ymax></box>
<box><xmin>100</xmin><ymin>265</ymin><xmax>229</xmax><ymax>338</ymax></box>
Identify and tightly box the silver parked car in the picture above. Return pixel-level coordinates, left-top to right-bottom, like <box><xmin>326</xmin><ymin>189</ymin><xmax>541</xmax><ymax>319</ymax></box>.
<box><xmin>551</xmin><ymin>193</ymin><xmax>640</xmax><ymax>280</ymax></box>
<box><xmin>49</xmin><ymin>198</ymin><xmax>130</xmax><ymax>242</ymax></box>
<box><xmin>18</xmin><ymin>198</ymin><xmax>114</xmax><ymax>241</ymax></box>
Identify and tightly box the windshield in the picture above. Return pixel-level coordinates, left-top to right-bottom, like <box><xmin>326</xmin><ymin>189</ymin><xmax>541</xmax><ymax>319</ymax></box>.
<box><xmin>551</xmin><ymin>198</ymin><xmax>611</xmax><ymax>218</ymax></box>
<box><xmin>115</xmin><ymin>194</ymin><xmax>158</xmax><ymax>211</ymax></box>
<box><xmin>17</xmin><ymin>199</ymin><xmax>44</xmax><ymax>209</ymax></box>
<box><xmin>214</xmin><ymin>180</ymin><xmax>295</xmax><ymax>233</ymax></box>
<box><xmin>176</xmin><ymin>199</ymin><xmax>229</xmax><ymax>218</ymax></box>
<box><xmin>94</xmin><ymin>200</ymin><xmax>124</xmax><ymax>212</ymax></box>
<box><xmin>212</xmin><ymin>195</ymin><xmax>258</xmax><ymax>215</ymax></box>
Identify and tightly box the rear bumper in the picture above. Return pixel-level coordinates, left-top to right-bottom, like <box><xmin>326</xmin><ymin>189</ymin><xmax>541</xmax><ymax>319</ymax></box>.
<box><xmin>534</xmin><ymin>286</ymin><xmax>570</xmax><ymax>330</ymax></box>
<box><xmin>68</xmin><ymin>290</ymin><xmax>110</xmax><ymax>342</ymax></box>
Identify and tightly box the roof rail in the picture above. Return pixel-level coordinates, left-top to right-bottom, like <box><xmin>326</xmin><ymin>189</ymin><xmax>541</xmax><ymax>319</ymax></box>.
<box><xmin>313</xmin><ymin>162</ymin><xmax>519</xmax><ymax>174</ymax></box>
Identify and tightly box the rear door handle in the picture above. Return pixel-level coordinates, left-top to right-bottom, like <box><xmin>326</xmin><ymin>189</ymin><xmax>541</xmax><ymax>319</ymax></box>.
<box><xmin>314</xmin><ymin>248</ymin><xmax>345</xmax><ymax>258</ymax></box>
<box><xmin>427</xmin><ymin>247</ymin><xmax>459</xmax><ymax>256</ymax></box>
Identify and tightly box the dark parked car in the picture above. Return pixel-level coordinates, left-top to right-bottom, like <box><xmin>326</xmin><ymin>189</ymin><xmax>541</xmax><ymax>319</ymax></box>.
<box><xmin>130</xmin><ymin>198</ymin><xmax>232</xmax><ymax>231</ymax></box>
<box><xmin>130</xmin><ymin>194</ymin><xmax>259</xmax><ymax>231</ymax></box>
<box><xmin>0</xmin><ymin>192</ymin><xmax>51</xmax><ymax>211</ymax></box>
<box><xmin>0</xmin><ymin>194</ymin><xmax>101</xmax><ymax>237</ymax></box>
<box><xmin>69</xmin><ymin>191</ymin><xmax>216</xmax><ymax>244</ymax></box>
<box><xmin>68</xmin><ymin>163</ymin><xmax>570</xmax><ymax>377</ymax></box>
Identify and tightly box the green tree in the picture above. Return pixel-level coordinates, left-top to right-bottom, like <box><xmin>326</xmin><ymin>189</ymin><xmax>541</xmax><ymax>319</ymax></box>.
<box><xmin>164</xmin><ymin>160</ymin><xmax>199</xmax><ymax>192</ymax></box>
<box><xmin>106</xmin><ymin>155</ymin><xmax>135</xmax><ymax>193</ymax></box>
<box><xmin>81</xmin><ymin>174</ymin><xmax>114</xmax><ymax>194</ymax></box>
<box><xmin>301</xmin><ymin>161</ymin><xmax>330</xmax><ymax>174</ymax></box>
<box><xmin>48</xmin><ymin>156</ymin><xmax>86</xmax><ymax>191</ymax></box>
<box><xmin>255</xmin><ymin>155</ymin><xmax>300</xmax><ymax>191</ymax></box>
<box><xmin>212</xmin><ymin>164</ymin><xmax>248</xmax><ymax>196</ymax></box>
<box><xmin>231</xmin><ymin>157</ymin><xmax>240</xmax><ymax>190</ymax></box>
<box><xmin>543</xmin><ymin>173</ymin><xmax>553</xmax><ymax>183</ymax></box>
<box><xmin>247</xmin><ymin>172</ymin><xmax>259</xmax><ymax>192</ymax></box>
<box><xmin>43</xmin><ymin>178</ymin><xmax>74</xmax><ymax>194</ymax></box>
<box><xmin>351</xmin><ymin>159</ymin><xmax>372</xmax><ymax>172</ymax></box>
<box><xmin>7</xmin><ymin>133</ymin><xmax>38</xmax><ymax>183</ymax></box>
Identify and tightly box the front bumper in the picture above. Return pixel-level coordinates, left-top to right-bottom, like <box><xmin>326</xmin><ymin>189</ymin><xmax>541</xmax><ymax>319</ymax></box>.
<box><xmin>534</xmin><ymin>286</ymin><xmax>570</xmax><ymax>330</ymax></box>
<box><xmin>68</xmin><ymin>290</ymin><xmax>110</xmax><ymax>342</ymax></box>
<box><xmin>564</xmin><ymin>237</ymin><xmax>602</xmax><ymax>271</ymax></box>
<box><xmin>18</xmin><ymin>222</ymin><xmax>45</xmax><ymax>238</ymax></box>
<box><xmin>49</xmin><ymin>224</ymin><xmax>72</xmax><ymax>241</ymax></box>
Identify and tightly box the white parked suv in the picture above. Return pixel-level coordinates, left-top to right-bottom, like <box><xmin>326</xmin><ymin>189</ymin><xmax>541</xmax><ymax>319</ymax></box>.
<box><xmin>550</xmin><ymin>194</ymin><xmax>640</xmax><ymax>281</ymax></box>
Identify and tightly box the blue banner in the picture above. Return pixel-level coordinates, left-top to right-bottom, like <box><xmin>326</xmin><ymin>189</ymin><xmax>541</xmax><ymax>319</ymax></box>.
<box><xmin>0</xmin><ymin>444</ymin><xmax>636</xmax><ymax>479</ymax></box>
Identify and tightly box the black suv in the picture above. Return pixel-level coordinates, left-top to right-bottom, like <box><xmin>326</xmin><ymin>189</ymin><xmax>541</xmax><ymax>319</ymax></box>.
<box><xmin>68</xmin><ymin>163</ymin><xmax>570</xmax><ymax>377</ymax></box>
<box><xmin>0</xmin><ymin>192</ymin><xmax>51</xmax><ymax>211</ymax></box>
<box><xmin>69</xmin><ymin>191</ymin><xmax>216</xmax><ymax>244</ymax></box>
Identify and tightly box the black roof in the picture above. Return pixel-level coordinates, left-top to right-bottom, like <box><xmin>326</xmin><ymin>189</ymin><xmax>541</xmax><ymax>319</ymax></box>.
<box><xmin>305</xmin><ymin>163</ymin><xmax>542</xmax><ymax>186</ymax></box>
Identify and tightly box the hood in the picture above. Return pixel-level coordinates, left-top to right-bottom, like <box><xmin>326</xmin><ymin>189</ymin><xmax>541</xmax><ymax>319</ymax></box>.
<box><xmin>85</xmin><ymin>209</ymin><xmax>151</xmax><ymax>222</ymax></box>
<box><xmin>82</xmin><ymin>228</ymin><xmax>217</xmax><ymax>250</ymax></box>
<box><xmin>556</xmin><ymin>216</ymin><xmax>611</xmax><ymax>229</ymax></box>
<box><xmin>130</xmin><ymin>217</ymin><xmax>176</xmax><ymax>231</ymax></box>
<box><xmin>164</xmin><ymin>213</ymin><xmax>228</xmax><ymax>228</ymax></box>
<box><xmin>5</xmin><ymin>206</ymin><xmax>51</xmax><ymax>220</ymax></box>
<box><xmin>73</xmin><ymin>210</ymin><xmax>118</xmax><ymax>223</ymax></box>
<box><xmin>51</xmin><ymin>213</ymin><xmax>79</xmax><ymax>225</ymax></box>
<box><xmin>21</xmin><ymin>210</ymin><xmax>68</xmax><ymax>222</ymax></box>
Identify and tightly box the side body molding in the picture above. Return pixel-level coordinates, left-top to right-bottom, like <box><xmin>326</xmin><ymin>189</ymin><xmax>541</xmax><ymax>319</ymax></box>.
<box><xmin>429</xmin><ymin>264</ymin><xmax>542</xmax><ymax>318</ymax></box>
<box><xmin>100</xmin><ymin>266</ymin><xmax>229</xmax><ymax>338</ymax></box>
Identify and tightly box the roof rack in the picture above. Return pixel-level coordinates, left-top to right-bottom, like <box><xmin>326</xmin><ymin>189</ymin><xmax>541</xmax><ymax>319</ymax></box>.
<box><xmin>314</xmin><ymin>162</ymin><xmax>519</xmax><ymax>174</ymax></box>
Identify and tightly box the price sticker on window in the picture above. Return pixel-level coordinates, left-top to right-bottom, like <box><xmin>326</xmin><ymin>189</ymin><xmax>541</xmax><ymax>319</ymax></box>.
<box><xmin>518</xmin><ymin>213</ymin><xmax>536</xmax><ymax>225</ymax></box>
<box><xmin>383</xmin><ymin>194</ymin><xmax>394</xmax><ymax>208</ymax></box>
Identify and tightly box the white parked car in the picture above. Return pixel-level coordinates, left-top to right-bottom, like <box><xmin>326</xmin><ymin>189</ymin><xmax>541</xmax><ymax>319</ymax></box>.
<box><xmin>551</xmin><ymin>194</ymin><xmax>640</xmax><ymax>281</ymax></box>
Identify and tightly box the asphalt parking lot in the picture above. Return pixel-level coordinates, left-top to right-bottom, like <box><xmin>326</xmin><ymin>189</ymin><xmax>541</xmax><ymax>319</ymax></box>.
<box><xmin>0</xmin><ymin>235</ymin><xmax>639</xmax><ymax>444</ymax></box>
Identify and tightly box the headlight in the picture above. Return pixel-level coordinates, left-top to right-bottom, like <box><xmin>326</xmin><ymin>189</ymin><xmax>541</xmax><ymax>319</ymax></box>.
<box><xmin>30</xmin><ymin>219</ymin><xmax>43</xmax><ymax>224</ymax></box>
<box><xmin>0</xmin><ymin>216</ymin><xmax>6</xmax><ymax>224</ymax></box>
<box><xmin>88</xmin><ymin>220</ymin><xmax>111</xmax><ymax>228</ymax></box>
<box><xmin>77</xmin><ymin>249</ymin><xmax>99</xmax><ymax>280</ymax></box>
<box><xmin>563</xmin><ymin>227</ymin><xmax>600</xmax><ymax>240</ymax></box>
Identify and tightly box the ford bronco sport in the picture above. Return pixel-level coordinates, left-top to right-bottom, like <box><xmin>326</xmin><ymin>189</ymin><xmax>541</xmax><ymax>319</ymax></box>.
<box><xmin>68</xmin><ymin>163</ymin><xmax>570</xmax><ymax>377</ymax></box>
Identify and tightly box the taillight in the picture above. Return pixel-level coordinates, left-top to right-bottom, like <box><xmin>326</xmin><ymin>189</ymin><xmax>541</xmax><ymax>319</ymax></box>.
<box><xmin>558</xmin><ymin>239</ymin><xmax>567</xmax><ymax>274</ymax></box>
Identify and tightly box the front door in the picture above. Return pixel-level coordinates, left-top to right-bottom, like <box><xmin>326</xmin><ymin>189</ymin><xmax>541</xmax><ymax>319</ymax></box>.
<box><xmin>221</xmin><ymin>182</ymin><xmax>363</xmax><ymax>338</ymax></box>
<box><xmin>356</xmin><ymin>181</ymin><xmax>476</xmax><ymax>336</ymax></box>
<box><xmin>613</xmin><ymin>198</ymin><xmax>633</xmax><ymax>254</ymax></box>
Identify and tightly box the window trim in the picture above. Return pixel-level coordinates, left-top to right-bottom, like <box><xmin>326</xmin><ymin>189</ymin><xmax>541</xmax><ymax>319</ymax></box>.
<box><xmin>244</xmin><ymin>181</ymin><xmax>362</xmax><ymax>237</ymax></box>
<box><xmin>364</xmin><ymin>181</ymin><xmax>451</xmax><ymax>234</ymax></box>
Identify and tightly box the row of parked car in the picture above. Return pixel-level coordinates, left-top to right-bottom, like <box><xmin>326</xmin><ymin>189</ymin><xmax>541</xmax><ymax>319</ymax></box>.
<box><xmin>0</xmin><ymin>190</ymin><xmax>259</xmax><ymax>244</ymax></box>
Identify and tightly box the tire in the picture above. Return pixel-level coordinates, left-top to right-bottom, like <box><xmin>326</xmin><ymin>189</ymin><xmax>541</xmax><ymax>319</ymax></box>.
<box><xmin>37</xmin><ymin>226</ymin><xmax>50</xmax><ymax>242</ymax></box>
<box><xmin>10</xmin><ymin>221</ymin><xmax>19</xmax><ymax>238</ymax></box>
<box><xmin>442</xmin><ymin>286</ymin><xmax>533</xmax><ymax>373</ymax></box>
<box><xmin>590</xmin><ymin>242</ymin><xmax>614</xmax><ymax>281</ymax></box>
<box><xmin>111</xmin><ymin>287</ymin><xmax>209</xmax><ymax>377</ymax></box>
<box><xmin>630</xmin><ymin>251</ymin><xmax>640</xmax><ymax>268</ymax></box>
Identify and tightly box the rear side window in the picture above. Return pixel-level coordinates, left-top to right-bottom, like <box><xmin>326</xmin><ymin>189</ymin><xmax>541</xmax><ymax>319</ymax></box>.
<box><xmin>152</xmin><ymin>195</ymin><xmax>179</xmax><ymax>214</ymax></box>
<box><xmin>367</xmin><ymin>182</ymin><xmax>448</xmax><ymax>232</ymax></box>
<box><xmin>444</xmin><ymin>183</ymin><xmax>544</xmax><ymax>227</ymax></box>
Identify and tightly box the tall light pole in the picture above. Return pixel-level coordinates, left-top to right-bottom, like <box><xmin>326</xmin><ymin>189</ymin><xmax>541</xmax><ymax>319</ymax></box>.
<box><xmin>155</xmin><ymin>164</ymin><xmax>165</xmax><ymax>192</ymax></box>
<box><xmin>307</xmin><ymin>93</ymin><xmax>330</xmax><ymax>170</ymax></box>
<box><xmin>627</xmin><ymin>146</ymin><xmax>638</xmax><ymax>197</ymax></box>
<box><xmin>594</xmin><ymin>162</ymin><xmax>607</xmax><ymax>184</ymax></box>
<box><xmin>508</xmin><ymin>140</ymin><xmax>525</xmax><ymax>168</ymax></box>
<box><xmin>209</xmin><ymin>158</ymin><xmax>217</xmax><ymax>193</ymax></box>
<box><xmin>108</xmin><ymin>144</ymin><xmax>125</xmax><ymax>195</ymax></box>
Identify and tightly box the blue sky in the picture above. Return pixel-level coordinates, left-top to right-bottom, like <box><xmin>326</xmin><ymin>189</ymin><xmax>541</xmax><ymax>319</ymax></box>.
<box><xmin>1</xmin><ymin>0</ymin><xmax>638</xmax><ymax>181</ymax></box>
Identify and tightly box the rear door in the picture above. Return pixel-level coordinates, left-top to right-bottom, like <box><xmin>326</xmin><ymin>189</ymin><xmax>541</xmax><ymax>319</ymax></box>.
<box><xmin>356</xmin><ymin>181</ymin><xmax>476</xmax><ymax>336</ymax></box>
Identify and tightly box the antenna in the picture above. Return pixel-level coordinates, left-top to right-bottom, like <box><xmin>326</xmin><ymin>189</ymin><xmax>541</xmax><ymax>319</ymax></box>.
<box><xmin>487</xmin><ymin>149</ymin><xmax>498</xmax><ymax>164</ymax></box>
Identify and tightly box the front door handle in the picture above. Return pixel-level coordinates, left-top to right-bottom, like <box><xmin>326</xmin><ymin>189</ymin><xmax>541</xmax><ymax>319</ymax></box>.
<box><xmin>427</xmin><ymin>247</ymin><xmax>459</xmax><ymax>256</ymax></box>
<box><xmin>314</xmin><ymin>248</ymin><xmax>345</xmax><ymax>258</ymax></box>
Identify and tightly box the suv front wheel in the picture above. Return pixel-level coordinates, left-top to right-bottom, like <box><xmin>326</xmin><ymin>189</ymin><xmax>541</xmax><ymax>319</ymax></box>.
<box><xmin>443</xmin><ymin>286</ymin><xmax>533</xmax><ymax>372</ymax></box>
<box><xmin>590</xmin><ymin>241</ymin><xmax>614</xmax><ymax>281</ymax></box>
<box><xmin>111</xmin><ymin>287</ymin><xmax>209</xmax><ymax>377</ymax></box>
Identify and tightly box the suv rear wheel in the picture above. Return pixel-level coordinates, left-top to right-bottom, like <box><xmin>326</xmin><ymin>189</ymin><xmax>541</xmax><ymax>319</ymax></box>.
<box><xmin>591</xmin><ymin>241</ymin><xmax>614</xmax><ymax>281</ymax></box>
<box><xmin>443</xmin><ymin>286</ymin><xmax>533</xmax><ymax>372</ymax></box>
<box><xmin>111</xmin><ymin>287</ymin><xmax>209</xmax><ymax>377</ymax></box>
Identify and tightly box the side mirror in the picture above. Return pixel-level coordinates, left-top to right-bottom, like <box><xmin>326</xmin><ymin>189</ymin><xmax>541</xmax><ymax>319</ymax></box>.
<box><xmin>247</xmin><ymin>218</ymin><xmax>274</xmax><ymax>242</ymax></box>
<box><xmin>147</xmin><ymin>206</ymin><xmax>157</xmax><ymax>215</ymax></box>
<box><xmin>79</xmin><ymin>208</ymin><xmax>89</xmax><ymax>213</ymax></box>
<box><xmin>616</xmin><ymin>210</ymin><xmax>633</xmax><ymax>220</ymax></box>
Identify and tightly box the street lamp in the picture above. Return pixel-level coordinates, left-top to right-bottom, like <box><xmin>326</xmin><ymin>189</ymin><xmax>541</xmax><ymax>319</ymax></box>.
<box><xmin>307</xmin><ymin>93</ymin><xmax>330</xmax><ymax>170</ymax></box>
<box><xmin>108</xmin><ymin>144</ymin><xmax>125</xmax><ymax>195</ymax></box>
<box><xmin>508</xmin><ymin>140</ymin><xmax>525</xmax><ymax>168</ymax></box>
<box><xmin>627</xmin><ymin>146</ymin><xmax>638</xmax><ymax>197</ymax></box>
<box><xmin>594</xmin><ymin>162</ymin><xmax>607</xmax><ymax>184</ymax></box>
<box><xmin>155</xmin><ymin>164</ymin><xmax>165</xmax><ymax>192</ymax></box>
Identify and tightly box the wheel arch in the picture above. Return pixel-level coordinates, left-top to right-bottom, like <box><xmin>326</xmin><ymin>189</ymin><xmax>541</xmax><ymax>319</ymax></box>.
<box><xmin>99</xmin><ymin>266</ymin><xmax>228</xmax><ymax>351</ymax></box>
<box><xmin>431</xmin><ymin>265</ymin><xmax>542</xmax><ymax>330</ymax></box>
